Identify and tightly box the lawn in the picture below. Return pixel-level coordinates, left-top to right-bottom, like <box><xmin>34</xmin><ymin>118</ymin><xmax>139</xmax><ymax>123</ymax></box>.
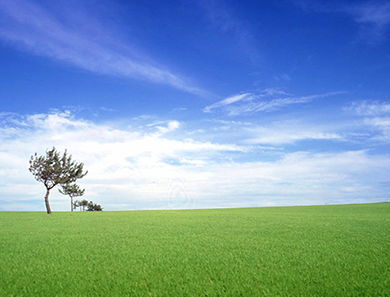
<box><xmin>0</xmin><ymin>203</ymin><xmax>389</xmax><ymax>296</ymax></box>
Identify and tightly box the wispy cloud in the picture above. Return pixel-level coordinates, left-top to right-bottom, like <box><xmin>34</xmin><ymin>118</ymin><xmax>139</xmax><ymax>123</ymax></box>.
<box><xmin>204</xmin><ymin>89</ymin><xmax>343</xmax><ymax>116</ymax></box>
<box><xmin>0</xmin><ymin>0</ymin><xmax>207</xmax><ymax>95</ymax></box>
<box><xmin>206</xmin><ymin>117</ymin><xmax>345</xmax><ymax>146</ymax></box>
<box><xmin>345</xmin><ymin>2</ymin><xmax>390</xmax><ymax>43</ymax></box>
<box><xmin>347</xmin><ymin>100</ymin><xmax>390</xmax><ymax>142</ymax></box>
<box><xmin>149</xmin><ymin>120</ymin><xmax>181</xmax><ymax>136</ymax></box>
<box><xmin>203</xmin><ymin>93</ymin><xmax>254</xmax><ymax>113</ymax></box>
<box><xmin>244</xmin><ymin>126</ymin><xmax>343</xmax><ymax>145</ymax></box>
<box><xmin>346</xmin><ymin>100</ymin><xmax>390</xmax><ymax>116</ymax></box>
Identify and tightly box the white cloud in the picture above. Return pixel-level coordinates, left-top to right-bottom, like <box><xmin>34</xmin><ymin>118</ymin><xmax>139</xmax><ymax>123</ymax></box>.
<box><xmin>0</xmin><ymin>0</ymin><xmax>207</xmax><ymax>96</ymax></box>
<box><xmin>363</xmin><ymin>117</ymin><xmax>390</xmax><ymax>141</ymax></box>
<box><xmin>0</xmin><ymin>110</ymin><xmax>389</xmax><ymax>211</ymax></box>
<box><xmin>347</xmin><ymin>100</ymin><xmax>390</xmax><ymax>116</ymax></box>
<box><xmin>346</xmin><ymin>100</ymin><xmax>390</xmax><ymax>142</ymax></box>
<box><xmin>149</xmin><ymin>120</ymin><xmax>180</xmax><ymax>135</ymax></box>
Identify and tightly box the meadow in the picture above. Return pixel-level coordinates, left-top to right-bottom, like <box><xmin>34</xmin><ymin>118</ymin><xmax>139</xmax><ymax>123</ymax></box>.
<box><xmin>0</xmin><ymin>203</ymin><xmax>389</xmax><ymax>296</ymax></box>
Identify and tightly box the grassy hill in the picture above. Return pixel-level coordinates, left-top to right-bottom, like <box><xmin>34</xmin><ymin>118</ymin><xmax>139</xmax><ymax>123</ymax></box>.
<box><xmin>0</xmin><ymin>203</ymin><xmax>389</xmax><ymax>296</ymax></box>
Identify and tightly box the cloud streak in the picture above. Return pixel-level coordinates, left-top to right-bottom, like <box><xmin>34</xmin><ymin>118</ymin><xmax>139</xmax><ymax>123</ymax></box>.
<box><xmin>203</xmin><ymin>93</ymin><xmax>254</xmax><ymax>113</ymax></box>
<box><xmin>245</xmin><ymin>127</ymin><xmax>343</xmax><ymax>145</ymax></box>
<box><xmin>204</xmin><ymin>90</ymin><xmax>344</xmax><ymax>116</ymax></box>
<box><xmin>0</xmin><ymin>0</ymin><xmax>207</xmax><ymax>95</ymax></box>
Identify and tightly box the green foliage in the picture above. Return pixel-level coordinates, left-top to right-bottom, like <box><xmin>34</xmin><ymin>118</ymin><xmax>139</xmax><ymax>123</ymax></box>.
<box><xmin>74</xmin><ymin>199</ymin><xmax>102</xmax><ymax>211</ymax></box>
<box><xmin>87</xmin><ymin>201</ymin><xmax>103</xmax><ymax>211</ymax></box>
<box><xmin>29</xmin><ymin>147</ymin><xmax>87</xmax><ymax>190</ymax></box>
<box><xmin>59</xmin><ymin>183</ymin><xmax>85</xmax><ymax>198</ymax></box>
<box><xmin>0</xmin><ymin>203</ymin><xmax>389</xmax><ymax>296</ymax></box>
<box><xmin>74</xmin><ymin>199</ymin><xmax>89</xmax><ymax>211</ymax></box>
<box><xmin>81</xmin><ymin>199</ymin><xmax>88</xmax><ymax>207</ymax></box>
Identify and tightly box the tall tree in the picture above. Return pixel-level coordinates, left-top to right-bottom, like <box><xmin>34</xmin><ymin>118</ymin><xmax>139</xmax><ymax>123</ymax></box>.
<box><xmin>29</xmin><ymin>147</ymin><xmax>88</xmax><ymax>214</ymax></box>
<box><xmin>59</xmin><ymin>183</ymin><xmax>85</xmax><ymax>212</ymax></box>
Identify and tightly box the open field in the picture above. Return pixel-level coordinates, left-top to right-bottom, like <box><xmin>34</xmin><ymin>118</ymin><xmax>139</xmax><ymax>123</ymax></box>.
<box><xmin>0</xmin><ymin>203</ymin><xmax>389</xmax><ymax>296</ymax></box>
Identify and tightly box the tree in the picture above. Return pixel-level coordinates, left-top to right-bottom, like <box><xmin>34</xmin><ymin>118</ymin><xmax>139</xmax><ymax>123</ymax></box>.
<box><xmin>87</xmin><ymin>201</ymin><xmax>103</xmax><ymax>211</ymax></box>
<box><xmin>73</xmin><ymin>200</ymin><xmax>81</xmax><ymax>211</ymax></box>
<box><xmin>29</xmin><ymin>147</ymin><xmax>88</xmax><ymax>214</ymax></box>
<box><xmin>87</xmin><ymin>201</ymin><xmax>94</xmax><ymax>211</ymax></box>
<box><xmin>80</xmin><ymin>199</ymin><xmax>89</xmax><ymax>211</ymax></box>
<box><xmin>59</xmin><ymin>183</ymin><xmax>85</xmax><ymax>212</ymax></box>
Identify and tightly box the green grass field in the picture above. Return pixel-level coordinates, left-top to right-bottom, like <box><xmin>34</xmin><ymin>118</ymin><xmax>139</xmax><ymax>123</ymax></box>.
<box><xmin>0</xmin><ymin>203</ymin><xmax>389</xmax><ymax>296</ymax></box>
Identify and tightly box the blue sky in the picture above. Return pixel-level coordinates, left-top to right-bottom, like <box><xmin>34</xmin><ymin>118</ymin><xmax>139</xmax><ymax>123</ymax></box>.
<box><xmin>1</xmin><ymin>0</ymin><xmax>390</xmax><ymax>211</ymax></box>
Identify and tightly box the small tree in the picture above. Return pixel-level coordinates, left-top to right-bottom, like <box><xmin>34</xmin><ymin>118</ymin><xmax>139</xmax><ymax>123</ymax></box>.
<box><xmin>73</xmin><ymin>200</ymin><xmax>81</xmax><ymax>211</ymax></box>
<box><xmin>80</xmin><ymin>199</ymin><xmax>88</xmax><ymax>211</ymax></box>
<box><xmin>29</xmin><ymin>147</ymin><xmax>87</xmax><ymax>214</ymax></box>
<box><xmin>87</xmin><ymin>201</ymin><xmax>103</xmax><ymax>211</ymax></box>
<box><xmin>59</xmin><ymin>183</ymin><xmax>85</xmax><ymax>212</ymax></box>
<box><xmin>87</xmin><ymin>201</ymin><xmax>94</xmax><ymax>211</ymax></box>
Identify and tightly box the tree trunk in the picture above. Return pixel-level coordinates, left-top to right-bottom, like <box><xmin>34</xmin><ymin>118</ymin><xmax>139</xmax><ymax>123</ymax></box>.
<box><xmin>44</xmin><ymin>189</ymin><xmax>52</xmax><ymax>214</ymax></box>
<box><xmin>71</xmin><ymin>196</ymin><xmax>74</xmax><ymax>212</ymax></box>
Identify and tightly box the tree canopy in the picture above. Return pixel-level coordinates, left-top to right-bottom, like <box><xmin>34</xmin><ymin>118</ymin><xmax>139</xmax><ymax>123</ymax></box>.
<box><xmin>29</xmin><ymin>147</ymin><xmax>87</xmax><ymax>214</ymax></box>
